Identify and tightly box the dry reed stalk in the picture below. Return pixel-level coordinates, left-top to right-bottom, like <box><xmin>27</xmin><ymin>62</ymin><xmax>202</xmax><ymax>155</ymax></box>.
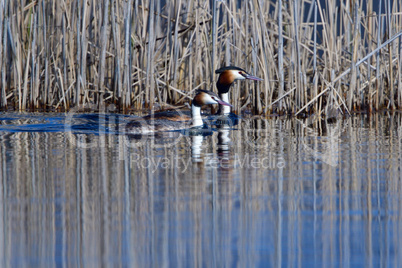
<box><xmin>277</xmin><ymin>0</ymin><xmax>284</xmax><ymax>113</ymax></box>
<box><xmin>111</xmin><ymin>0</ymin><xmax>121</xmax><ymax>106</ymax></box>
<box><xmin>61</xmin><ymin>13</ymin><xmax>68</xmax><ymax>108</ymax></box>
<box><xmin>10</xmin><ymin>13</ymin><xmax>22</xmax><ymax>111</ymax></box>
<box><xmin>399</xmin><ymin>35</ymin><xmax>402</xmax><ymax>108</ymax></box>
<box><xmin>211</xmin><ymin>0</ymin><xmax>217</xmax><ymax>82</ymax></box>
<box><xmin>41</xmin><ymin>0</ymin><xmax>49</xmax><ymax>109</ymax></box>
<box><xmin>145</xmin><ymin>0</ymin><xmax>155</xmax><ymax>109</ymax></box>
<box><xmin>376</xmin><ymin>1</ymin><xmax>383</xmax><ymax>110</ymax></box>
<box><xmin>0</xmin><ymin>0</ymin><xmax>4</xmax><ymax>108</ymax></box>
<box><xmin>386</xmin><ymin>0</ymin><xmax>394</xmax><ymax>110</ymax></box>
<box><xmin>97</xmin><ymin>0</ymin><xmax>109</xmax><ymax>107</ymax></box>
<box><xmin>399</xmin><ymin>2</ymin><xmax>402</xmax><ymax>108</ymax></box>
<box><xmin>292</xmin><ymin>0</ymin><xmax>302</xmax><ymax>111</ymax></box>
<box><xmin>367</xmin><ymin>1</ymin><xmax>373</xmax><ymax>112</ymax></box>
<box><xmin>170</xmin><ymin>0</ymin><xmax>182</xmax><ymax>104</ymax></box>
<box><xmin>1</xmin><ymin>16</ymin><xmax>7</xmax><ymax>109</ymax></box>
<box><xmin>348</xmin><ymin>2</ymin><xmax>360</xmax><ymax>111</ymax></box>
<box><xmin>32</xmin><ymin>11</ymin><xmax>40</xmax><ymax>109</ymax></box>
<box><xmin>313</xmin><ymin>0</ymin><xmax>318</xmax><ymax>113</ymax></box>
<box><xmin>75</xmin><ymin>0</ymin><xmax>83</xmax><ymax>106</ymax></box>
<box><xmin>123</xmin><ymin>0</ymin><xmax>132</xmax><ymax>110</ymax></box>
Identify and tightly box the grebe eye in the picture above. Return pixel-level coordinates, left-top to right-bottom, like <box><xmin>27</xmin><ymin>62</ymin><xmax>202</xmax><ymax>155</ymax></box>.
<box><xmin>239</xmin><ymin>71</ymin><xmax>246</xmax><ymax>77</ymax></box>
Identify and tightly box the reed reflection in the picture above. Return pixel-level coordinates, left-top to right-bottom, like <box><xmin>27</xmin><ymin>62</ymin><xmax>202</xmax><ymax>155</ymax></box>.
<box><xmin>0</xmin><ymin>113</ymin><xmax>402</xmax><ymax>266</ymax></box>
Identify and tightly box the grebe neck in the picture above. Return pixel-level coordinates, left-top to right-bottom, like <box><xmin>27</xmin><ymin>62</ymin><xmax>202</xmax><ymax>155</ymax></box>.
<box><xmin>191</xmin><ymin>104</ymin><xmax>203</xmax><ymax>127</ymax></box>
<box><xmin>218</xmin><ymin>93</ymin><xmax>231</xmax><ymax>115</ymax></box>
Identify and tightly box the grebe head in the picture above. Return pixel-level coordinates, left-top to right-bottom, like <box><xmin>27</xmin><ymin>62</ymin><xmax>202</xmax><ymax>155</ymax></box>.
<box><xmin>192</xmin><ymin>90</ymin><xmax>232</xmax><ymax>107</ymax></box>
<box><xmin>215</xmin><ymin>66</ymin><xmax>263</xmax><ymax>115</ymax></box>
<box><xmin>215</xmin><ymin>66</ymin><xmax>263</xmax><ymax>93</ymax></box>
<box><xmin>191</xmin><ymin>90</ymin><xmax>231</xmax><ymax>128</ymax></box>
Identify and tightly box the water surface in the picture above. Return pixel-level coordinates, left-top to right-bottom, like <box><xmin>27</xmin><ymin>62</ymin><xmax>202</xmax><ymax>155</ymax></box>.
<box><xmin>0</xmin><ymin>111</ymin><xmax>401</xmax><ymax>267</ymax></box>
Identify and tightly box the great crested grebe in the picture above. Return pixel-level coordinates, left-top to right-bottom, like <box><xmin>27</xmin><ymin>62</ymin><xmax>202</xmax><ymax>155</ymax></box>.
<box><xmin>215</xmin><ymin>66</ymin><xmax>263</xmax><ymax>115</ymax></box>
<box><xmin>126</xmin><ymin>90</ymin><xmax>231</xmax><ymax>134</ymax></box>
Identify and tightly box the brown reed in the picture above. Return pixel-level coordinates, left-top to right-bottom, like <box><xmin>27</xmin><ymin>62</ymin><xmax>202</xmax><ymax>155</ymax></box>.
<box><xmin>0</xmin><ymin>0</ymin><xmax>401</xmax><ymax>115</ymax></box>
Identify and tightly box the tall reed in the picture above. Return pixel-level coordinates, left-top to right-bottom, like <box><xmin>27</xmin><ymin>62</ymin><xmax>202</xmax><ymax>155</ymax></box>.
<box><xmin>0</xmin><ymin>0</ymin><xmax>401</xmax><ymax>115</ymax></box>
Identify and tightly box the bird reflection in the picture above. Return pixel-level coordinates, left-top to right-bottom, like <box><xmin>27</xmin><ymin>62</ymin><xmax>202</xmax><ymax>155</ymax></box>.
<box><xmin>191</xmin><ymin>135</ymin><xmax>204</xmax><ymax>162</ymax></box>
<box><xmin>216</xmin><ymin>118</ymin><xmax>235</xmax><ymax>173</ymax></box>
<box><xmin>217</xmin><ymin>124</ymin><xmax>231</xmax><ymax>157</ymax></box>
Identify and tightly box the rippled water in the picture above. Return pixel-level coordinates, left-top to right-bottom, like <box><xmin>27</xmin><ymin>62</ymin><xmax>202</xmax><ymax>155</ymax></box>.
<box><xmin>1</xmin><ymin>111</ymin><xmax>402</xmax><ymax>267</ymax></box>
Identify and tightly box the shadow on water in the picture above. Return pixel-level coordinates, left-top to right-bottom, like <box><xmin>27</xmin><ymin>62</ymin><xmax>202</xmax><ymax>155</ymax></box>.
<box><xmin>1</xmin><ymin>111</ymin><xmax>402</xmax><ymax>266</ymax></box>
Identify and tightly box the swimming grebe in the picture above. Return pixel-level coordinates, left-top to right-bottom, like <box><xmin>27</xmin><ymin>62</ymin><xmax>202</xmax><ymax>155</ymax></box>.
<box><xmin>215</xmin><ymin>66</ymin><xmax>263</xmax><ymax>115</ymax></box>
<box><xmin>126</xmin><ymin>90</ymin><xmax>231</xmax><ymax>134</ymax></box>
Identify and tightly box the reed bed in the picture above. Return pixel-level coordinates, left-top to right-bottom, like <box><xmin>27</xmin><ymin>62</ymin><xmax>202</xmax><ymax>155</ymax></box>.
<box><xmin>0</xmin><ymin>0</ymin><xmax>401</xmax><ymax>115</ymax></box>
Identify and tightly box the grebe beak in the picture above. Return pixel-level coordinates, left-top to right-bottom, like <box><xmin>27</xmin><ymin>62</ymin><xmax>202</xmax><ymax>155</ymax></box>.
<box><xmin>244</xmin><ymin>73</ymin><xmax>263</xmax><ymax>81</ymax></box>
<box><xmin>217</xmin><ymin>99</ymin><xmax>232</xmax><ymax>107</ymax></box>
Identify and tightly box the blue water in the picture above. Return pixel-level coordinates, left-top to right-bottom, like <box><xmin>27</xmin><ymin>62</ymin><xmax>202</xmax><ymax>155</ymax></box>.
<box><xmin>0</xmin><ymin>111</ymin><xmax>401</xmax><ymax>267</ymax></box>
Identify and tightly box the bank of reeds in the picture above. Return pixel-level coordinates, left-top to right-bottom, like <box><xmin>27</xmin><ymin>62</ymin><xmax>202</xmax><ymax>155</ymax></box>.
<box><xmin>0</xmin><ymin>0</ymin><xmax>401</xmax><ymax>115</ymax></box>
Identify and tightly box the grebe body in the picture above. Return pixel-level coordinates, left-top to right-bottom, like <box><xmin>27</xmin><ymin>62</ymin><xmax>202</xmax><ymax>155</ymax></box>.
<box><xmin>126</xmin><ymin>90</ymin><xmax>231</xmax><ymax>134</ymax></box>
